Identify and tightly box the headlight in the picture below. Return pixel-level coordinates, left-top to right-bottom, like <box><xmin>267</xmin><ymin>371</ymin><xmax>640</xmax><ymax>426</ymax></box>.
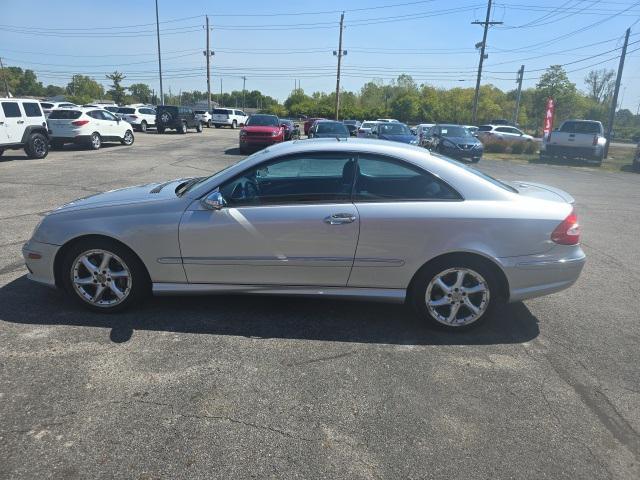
<box><xmin>410</xmin><ymin>139</ymin><xmax>418</xmax><ymax>145</ymax></box>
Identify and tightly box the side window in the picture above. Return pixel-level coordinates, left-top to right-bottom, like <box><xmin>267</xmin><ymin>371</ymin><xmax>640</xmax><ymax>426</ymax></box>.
<box><xmin>354</xmin><ymin>155</ymin><xmax>461</xmax><ymax>202</ymax></box>
<box><xmin>23</xmin><ymin>102</ymin><xmax>42</xmax><ymax>117</ymax></box>
<box><xmin>219</xmin><ymin>153</ymin><xmax>357</xmax><ymax>206</ymax></box>
<box><xmin>495</xmin><ymin>127</ymin><xmax>510</xmax><ymax>133</ymax></box>
<box><xmin>101</xmin><ymin>111</ymin><xmax>118</xmax><ymax>121</ymax></box>
<box><xmin>2</xmin><ymin>102</ymin><xmax>22</xmax><ymax>118</ymax></box>
<box><xmin>237</xmin><ymin>111</ymin><xmax>245</xmax><ymax>116</ymax></box>
<box><xmin>87</xmin><ymin>111</ymin><xmax>103</xmax><ymax>119</ymax></box>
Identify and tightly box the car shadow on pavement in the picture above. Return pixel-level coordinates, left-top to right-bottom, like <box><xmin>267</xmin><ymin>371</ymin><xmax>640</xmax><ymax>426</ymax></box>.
<box><xmin>0</xmin><ymin>275</ymin><xmax>539</xmax><ymax>346</ymax></box>
<box><xmin>225</xmin><ymin>147</ymin><xmax>243</xmax><ymax>156</ymax></box>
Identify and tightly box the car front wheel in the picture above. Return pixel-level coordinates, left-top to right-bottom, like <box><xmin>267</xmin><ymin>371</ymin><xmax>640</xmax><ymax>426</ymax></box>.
<box><xmin>121</xmin><ymin>130</ymin><xmax>134</xmax><ymax>146</ymax></box>
<box><xmin>196</xmin><ymin>122</ymin><xmax>203</xmax><ymax>133</ymax></box>
<box><xmin>140</xmin><ymin>121</ymin><xmax>147</xmax><ymax>132</ymax></box>
<box><xmin>178</xmin><ymin>122</ymin><xmax>187</xmax><ymax>134</ymax></box>
<box><xmin>60</xmin><ymin>239</ymin><xmax>149</xmax><ymax>313</ymax></box>
<box><xmin>231</xmin><ymin>120</ymin><xmax>237</xmax><ymax>129</ymax></box>
<box><xmin>411</xmin><ymin>258</ymin><xmax>499</xmax><ymax>330</ymax></box>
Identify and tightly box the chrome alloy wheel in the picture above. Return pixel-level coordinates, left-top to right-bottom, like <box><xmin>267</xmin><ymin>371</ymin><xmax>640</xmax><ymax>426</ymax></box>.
<box><xmin>123</xmin><ymin>130</ymin><xmax>134</xmax><ymax>145</ymax></box>
<box><xmin>425</xmin><ymin>267</ymin><xmax>490</xmax><ymax>327</ymax></box>
<box><xmin>71</xmin><ymin>249</ymin><xmax>132</xmax><ymax>307</ymax></box>
<box><xmin>33</xmin><ymin>137</ymin><xmax>47</xmax><ymax>156</ymax></box>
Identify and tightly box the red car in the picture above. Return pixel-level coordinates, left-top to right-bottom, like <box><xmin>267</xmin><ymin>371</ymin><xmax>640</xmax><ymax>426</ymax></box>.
<box><xmin>303</xmin><ymin>117</ymin><xmax>325</xmax><ymax>136</ymax></box>
<box><xmin>239</xmin><ymin>114</ymin><xmax>285</xmax><ymax>154</ymax></box>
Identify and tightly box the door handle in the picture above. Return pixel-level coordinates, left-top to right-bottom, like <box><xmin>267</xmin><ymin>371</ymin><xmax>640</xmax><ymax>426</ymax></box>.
<box><xmin>17</xmin><ymin>120</ymin><xmax>25</xmax><ymax>124</ymax></box>
<box><xmin>324</xmin><ymin>213</ymin><xmax>356</xmax><ymax>225</ymax></box>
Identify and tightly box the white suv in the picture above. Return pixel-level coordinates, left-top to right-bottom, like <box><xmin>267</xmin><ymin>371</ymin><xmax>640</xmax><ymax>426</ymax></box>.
<box><xmin>116</xmin><ymin>106</ymin><xmax>156</xmax><ymax>132</ymax></box>
<box><xmin>211</xmin><ymin>108</ymin><xmax>248</xmax><ymax>129</ymax></box>
<box><xmin>194</xmin><ymin>110</ymin><xmax>213</xmax><ymax>127</ymax></box>
<box><xmin>477</xmin><ymin>124</ymin><xmax>533</xmax><ymax>143</ymax></box>
<box><xmin>0</xmin><ymin>98</ymin><xmax>50</xmax><ymax>159</ymax></box>
<box><xmin>47</xmin><ymin>107</ymin><xmax>134</xmax><ymax>150</ymax></box>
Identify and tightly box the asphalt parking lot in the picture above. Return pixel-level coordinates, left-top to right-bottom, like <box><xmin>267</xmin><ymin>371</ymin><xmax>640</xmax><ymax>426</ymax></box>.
<box><xmin>1</xmin><ymin>128</ymin><xmax>639</xmax><ymax>479</ymax></box>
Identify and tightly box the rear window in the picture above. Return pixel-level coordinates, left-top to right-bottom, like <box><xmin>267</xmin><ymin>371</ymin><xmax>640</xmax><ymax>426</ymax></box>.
<box><xmin>40</xmin><ymin>103</ymin><xmax>53</xmax><ymax>109</ymax></box>
<box><xmin>559</xmin><ymin>121</ymin><xmax>601</xmax><ymax>134</ymax></box>
<box><xmin>1</xmin><ymin>102</ymin><xmax>21</xmax><ymax>117</ymax></box>
<box><xmin>213</xmin><ymin>108</ymin><xmax>231</xmax><ymax>114</ymax></box>
<box><xmin>316</xmin><ymin>122</ymin><xmax>349</xmax><ymax>134</ymax></box>
<box><xmin>194</xmin><ymin>110</ymin><xmax>206</xmax><ymax>114</ymax></box>
<box><xmin>157</xmin><ymin>106</ymin><xmax>178</xmax><ymax>113</ymax></box>
<box><xmin>48</xmin><ymin>110</ymin><xmax>82</xmax><ymax>119</ymax></box>
<box><xmin>477</xmin><ymin>125</ymin><xmax>493</xmax><ymax>131</ymax></box>
<box><xmin>117</xmin><ymin>108</ymin><xmax>136</xmax><ymax>114</ymax></box>
<box><xmin>361</xmin><ymin>122</ymin><xmax>376</xmax><ymax>128</ymax></box>
<box><xmin>23</xmin><ymin>102</ymin><xmax>42</xmax><ymax>117</ymax></box>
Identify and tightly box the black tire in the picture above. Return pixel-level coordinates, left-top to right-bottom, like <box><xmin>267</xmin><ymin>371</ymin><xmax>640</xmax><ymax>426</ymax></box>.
<box><xmin>140</xmin><ymin>121</ymin><xmax>148</xmax><ymax>133</ymax></box>
<box><xmin>88</xmin><ymin>132</ymin><xmax>101</xmax><ymax>150</ymax></box>
<box><xmin>25</xmin><ymin>132</ymin><xmax>49</xmax><ymax>159</ymax></box>
<box><xmin>410</xmin><ymin>256</ymin><xmax>501</xmax><ymax>330</ymax></box>
<box><xmin>121</xmin><ymin>130</ymin><xmax>135</xmax><ymax>146</ymax></box>
<box><xmin>0</xmin><ymin>148</ymin><xmax>3</xmax><ymax>156</ymax></box>
<box><xmin>60</xmin><ymin>238</ymin><xmax>150</xmax><ymax>313</ymax></box>
<box><xmin>231</xmin><ymin>120</ymin><xmax>237</xmax><ymax>129</ymax></box>
<box><xmin>178</xmin><ymin>122</ymin><xmax>187</xmax><ymax>134</ymax></box>
<box><xmin>215</xmin><ymin>124</ymin><xmax>221</xmax><ymax>129</ymax></box>
<box><xmin>196</xmin><ymin>122</ymin><xmax>203</xmax><ymax>133</ymax></box>
<box><xmin>207</xmin><ymin>120</ymin><xmax>212</xmax><ymax>128</ymax></box>
<box><xmin>157</xmin><ymin>126</ymin><xmax>165</xmax><ymax>134</ymax></box>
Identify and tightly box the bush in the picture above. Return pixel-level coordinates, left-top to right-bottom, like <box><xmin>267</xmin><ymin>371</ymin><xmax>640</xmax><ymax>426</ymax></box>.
<box><xmin>509</xmin><ymin>142</ymin><xmax>525</xmax><ymax>154</ymax></box>
<box><xmin>523</xmin><ymin>141</ymin><xmax>538</xmax><ymax>154</ymax></box>
<box><xmin>482</xmin><ymin>138</ymin><xmax>508</xmax><ymax>153</ymax></box>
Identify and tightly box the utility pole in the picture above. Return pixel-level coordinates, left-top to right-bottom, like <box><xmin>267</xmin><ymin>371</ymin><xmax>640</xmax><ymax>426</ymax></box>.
<box><xmin>334</xmin><ymin>12</ymin><xmax>346</xmax><ymax>120</ymax></box>
<box><xmin>513</xmin><ymin>65</ymin><xmax>525</xmax><ymax>125</ymax></box>
<box><xmin>471</xmin><ymin>0</ymin><xmax>502</xmax><ymax>124</ymax></box>
<box><xmin>241</xmin><ymin>76</ymin><xmax>246</xmax><ymax>109</ymax></box>
<box><xmin>155</xmin><ymin>0</ymin><xmax>164</xmax><ymax>105</ymax></box>
<box><xmin>204</xmin><ymin>16</ymin><xmax>214</xmax><ymax>112</ymax></box>
<box><xmin>220</xmin><ymin>78</ymin><xmax>223</xmax><ymax>106</ymax></box>
<box><xmin>604</xmin><ymin>27</ymin><xmax>630</xmax><ymax>158</ymax></box>
<box><xmin>0</xmin><ymin>57</ymin><xmax>10</xmax><ymax>97</ymax></box>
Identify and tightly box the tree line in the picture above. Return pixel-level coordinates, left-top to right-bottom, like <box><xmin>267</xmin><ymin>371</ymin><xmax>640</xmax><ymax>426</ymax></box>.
<box><xmin>2</xmin><ymin>65</ymin><xmax>638</xmax><ymax>140</ymax></box>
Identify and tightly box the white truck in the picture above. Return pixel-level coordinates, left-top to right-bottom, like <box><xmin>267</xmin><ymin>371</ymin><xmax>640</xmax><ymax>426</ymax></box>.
<box><xmin>540</xmin><ymin>119</ymin><xmax>606</xmax><ymax>164</ymax></box>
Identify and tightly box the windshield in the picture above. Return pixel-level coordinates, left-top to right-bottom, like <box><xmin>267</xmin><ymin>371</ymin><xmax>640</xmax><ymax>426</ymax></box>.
<box><xmin>378</xmin><ymin>123</ymin><xmax>411</xmax><ymax>135</ymax></box>
<box><xmin>440</xmin><ymin>126</ymin><xmax>473</xmax><ymax>137</ymax></box>
<box><xmin>361</xmin><ymin>122</ymin><xmax>376</xmax><ymax>129</ymax></box>
<box><xmin>246</xmin><ymin>115</ymin><xmax>279</xmax><ymax>126</ymax></box>
<box><xmin>117</xmin><ymin>108</ymin><xmax>136</xmax><ymax>114</ymax></box>
<box><xmin>48</xmin><ymin>110</ymin><xmax>82</xmax><ymax>119</ymax></box>
<box><xmin>316</xmin><ymin>122</ymin><xmax>349</xmax><ymax>134</ymax></box>
<box><xmin>213</xmin><ymin>108</ymin><xmax>231</xmax><ymax>114</ymax></box>
<box><xmin>194</xmin><ymin>110</ymin><xmax>206</xmax><ymax>114</ymax></box>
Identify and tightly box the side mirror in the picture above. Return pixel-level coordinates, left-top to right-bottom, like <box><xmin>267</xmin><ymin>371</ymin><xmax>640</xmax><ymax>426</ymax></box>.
<box><xmin>201</xmin><ymin>191</ymin><xmax>226</xmax><ymax>210</ymax></box>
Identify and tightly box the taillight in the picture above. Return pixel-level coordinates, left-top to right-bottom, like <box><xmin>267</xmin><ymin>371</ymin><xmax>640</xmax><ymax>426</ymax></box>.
<box><xmin>592</xmin><ymin>134</ymin><xmax>598</xmax><ymax>146</ymax></box>
<box><xmin>71</xmin><ymin>120</ymin><xmax>89</xmax><ymax>126</ymax></box>
<box><xmin>551</xmin><ymin>209</ymin><xmax>580</xmax><ymax>245</ymax></box>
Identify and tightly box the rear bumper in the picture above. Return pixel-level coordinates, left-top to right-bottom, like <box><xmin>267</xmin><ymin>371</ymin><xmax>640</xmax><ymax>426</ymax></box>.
<box><xmin>22</xmin><ymin>240</ymin><xmax>59</xmax><ymax>288</ymax></box>
<box><xmin>542</xmin><ymin>144</ymin><xmax>602</xmax><ymax>159</ymax></box>
<box><xmin>499</xmin><ymin>245</ymin><xmax>586</xmax><ymax>302</ymax></box>
<box><xmin>213</xmin><ymin>119</ymin><xmax>233</xmax><ymax>126</ymax></box>
<box><xmin>49</xmin><ymin>135</ymin><xmax>92</xmax><ymax>144</ymax></box>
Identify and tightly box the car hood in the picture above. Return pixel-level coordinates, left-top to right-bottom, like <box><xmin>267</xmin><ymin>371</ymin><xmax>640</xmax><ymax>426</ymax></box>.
<box><xmin>378</xmin><ymin>134</ymin><xmax>415</xmax><ymax>143</ymax></box>
<box><xmin>443</xmin><ymin>136</ymin><xmax>481</xmax><ymax>146</ymax></box>
<box><xmin>243</xmin><ymin>126</ymin><xmax>280</xmax><ymax>133</ymax></box>
<box><xmin>52</xmin><ymin>178</ymin><xmax>191</xmax><ymax>214</ymax></box>
<box><xmin>508</xmin><ymin>181</ymin><xmax>575</xmax><ymax>204</ymax></box>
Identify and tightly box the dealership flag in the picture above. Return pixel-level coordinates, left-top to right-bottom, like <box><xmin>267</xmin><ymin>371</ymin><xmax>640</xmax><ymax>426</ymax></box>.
<box><xmin>543</xmin><ymin>98</ymin><xmax>555</xmax><ymax>138</ymax></box>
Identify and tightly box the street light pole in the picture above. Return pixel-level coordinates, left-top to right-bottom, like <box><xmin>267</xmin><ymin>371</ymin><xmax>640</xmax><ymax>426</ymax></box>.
<box><xmin>334</xmin><ymin>12</ymin><xmax>345</xmax><ymax>120</ymax></box>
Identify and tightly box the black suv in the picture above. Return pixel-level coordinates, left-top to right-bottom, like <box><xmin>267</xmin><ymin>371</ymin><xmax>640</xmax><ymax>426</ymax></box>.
<box><xmin>155</xmin><ymin>106</ymin><xmax>202</xmax><ymax>134</ymax></box>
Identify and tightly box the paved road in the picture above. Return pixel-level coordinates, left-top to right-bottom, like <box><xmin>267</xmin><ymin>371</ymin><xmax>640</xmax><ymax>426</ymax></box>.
<box><xmin>1</xmin><ymin>129</ymin><xmax>639</xmax><ymax>479</ymax></box>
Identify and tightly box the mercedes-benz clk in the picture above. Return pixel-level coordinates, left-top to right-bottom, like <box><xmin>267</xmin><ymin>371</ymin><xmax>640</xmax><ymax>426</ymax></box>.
<box><xmin>23</xmin><ymin>138</ymin><xmax>585</xmax><ymax>329</ymax></box>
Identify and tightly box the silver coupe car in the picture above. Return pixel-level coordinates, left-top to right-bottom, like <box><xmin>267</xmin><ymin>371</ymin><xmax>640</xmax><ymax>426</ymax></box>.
<box><xmin>23</xmin><ymin>138</ymin><xmax>585</xmax><ymax>329</ymax></box>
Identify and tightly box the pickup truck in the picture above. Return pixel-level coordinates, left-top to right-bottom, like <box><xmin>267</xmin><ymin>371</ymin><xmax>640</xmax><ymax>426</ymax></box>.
<box><xmin>540</xmin><ymin>119</ymin><xmax>606</xmax><ymax>164</ymax></box>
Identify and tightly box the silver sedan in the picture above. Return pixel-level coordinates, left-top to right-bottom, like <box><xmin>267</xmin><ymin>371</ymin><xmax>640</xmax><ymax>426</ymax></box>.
<box><xmin>23</xmin><ymin>138</ymin><xmax>585</xmax><ymax>329</ymax></box>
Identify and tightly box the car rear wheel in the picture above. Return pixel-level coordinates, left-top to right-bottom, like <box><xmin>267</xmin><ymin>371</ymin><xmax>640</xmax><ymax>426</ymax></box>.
<box><xmin>25</xmin><ymin>133</ymin><xmax>49</xmax><ymax>159</ymax></box>
<box><xmin>178</xmin><ymin>122</ymin><xmax>187</xmax><ymax>134</ymax></box>
<box><xmin>121</xmin><ymin>130</ymin><xmax>134</xmax><ymax>146</ymax></box>
<box><xmin>196</xmin><ymin>122</ymin><xmax>203</xmax><ymax>133</ymax></box>
<box><xmin>140</xmin><ymin>121</ymin><xmax>147</xmax><ymax>132</ymax></box>
<box><xmin>61</xmin><ymin>239</ymin><xmax>150</xmax><ymax>313</ymax></box>
<box><xmin>411</xmin><ymin>258</ymin><xmax>499</xmax><ymax>330</ymax></box>
<box><xmin>231</xmin><ymin>120</ymin><xmax>237</xmax><ymax>129</ymax></box>
<box><xmin>0</xmin><ymin>148</ymin><xmax>4</xmax><ymax>156</ymax></box>
<box><xmin>88</xmin><ymin>132</ymin><xmax>101</xmax><ymax>150</ymax></box>
<box><xmin>215</xmin><ymin>124</ymin><xmax>221</xmax><ymax>129</ymax></box>
<box><xmin>207</xmin><ymin>120</ymin><xmax>212</xmax><ymax>128</ymax></box>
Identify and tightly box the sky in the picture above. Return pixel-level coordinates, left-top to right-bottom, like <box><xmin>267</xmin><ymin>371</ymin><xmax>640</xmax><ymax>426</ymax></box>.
<box><xmin>1</xmin><ymin>0</ymin><xmax>640</xmax><ymax>111</ymax></box>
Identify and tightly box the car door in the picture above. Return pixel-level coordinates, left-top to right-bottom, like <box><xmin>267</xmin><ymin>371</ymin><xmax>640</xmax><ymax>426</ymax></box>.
<box><xmin>1</xmin><ymin>101</ymin><xmax>24</xmax><ymax>143</ymax></box>
<box><xmin>100</xmin><ymin>110</ymin><xmax>122</xmax><ymax>139</ymax></box>
<box><xmin>179</xmin><ymin>151</ymin><xmax>360</xmax><ymax>286</ymax></box>
<box><xmin>347</xmin><ymin>153</ymin><xmax>463</xmax><ymax>289</ymax></box>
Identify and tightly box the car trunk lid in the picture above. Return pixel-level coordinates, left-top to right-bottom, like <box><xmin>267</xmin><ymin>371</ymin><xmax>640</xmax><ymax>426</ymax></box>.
<box><xmin>507</xmin><ymin>181</ymin><xmax>575</xmax><ymax>204</ymax></box>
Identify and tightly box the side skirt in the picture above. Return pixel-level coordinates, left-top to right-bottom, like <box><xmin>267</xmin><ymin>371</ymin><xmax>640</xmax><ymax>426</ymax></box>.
<box><xmin>152</xmin><ymin>283</ymin><xmax>406</xmax><ymax>303</ymax></box>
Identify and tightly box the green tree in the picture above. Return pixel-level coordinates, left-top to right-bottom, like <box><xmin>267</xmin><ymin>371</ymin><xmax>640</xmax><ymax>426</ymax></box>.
<box><xmin>15</xmin><ymin>69</ymin><xmax>43</xmax><ymax>96</ymax></box>
<box><xmin>533</xmin><ymin>65</ymin><xmax>578</xmax><ymax>127</ymax></box>
<box><xmin>65</xmin><ymin>74</ymin><xmax>104</xmax><ymax>104</ymax></box>
<box><xmin>106</xmin><ymin>71</ymin><xmax>126</xmax><ymax>104</ymax></box>
<box><xmin>128</xmin><ymin>83</ymin><xmax>152</xmax><ymax>103</ymax></box>
<box><xmin>584</xmin><ymin>69</ymin><xmax>615</xmax><ymax>103</ymax></box>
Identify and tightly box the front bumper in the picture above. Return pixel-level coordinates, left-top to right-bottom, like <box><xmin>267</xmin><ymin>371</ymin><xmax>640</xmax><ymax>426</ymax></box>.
<box><xmin>22</xmin><ymin>240</ymin><xmax>60</xmax><ymax>288</ymax></box>
<box><xmin>240</xmin><ymin>138</ymin><xmax>282</xmax><ymax>149</ymax></box>
<box><xmin>499</xmin><ymin>245</ymin><xmax>586</xmax><ymax>302</ymax></box>
<box><xmin>441</xmin><ymin>147</ymin><xmax>483</xmax><ymax>160</ymax></box>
